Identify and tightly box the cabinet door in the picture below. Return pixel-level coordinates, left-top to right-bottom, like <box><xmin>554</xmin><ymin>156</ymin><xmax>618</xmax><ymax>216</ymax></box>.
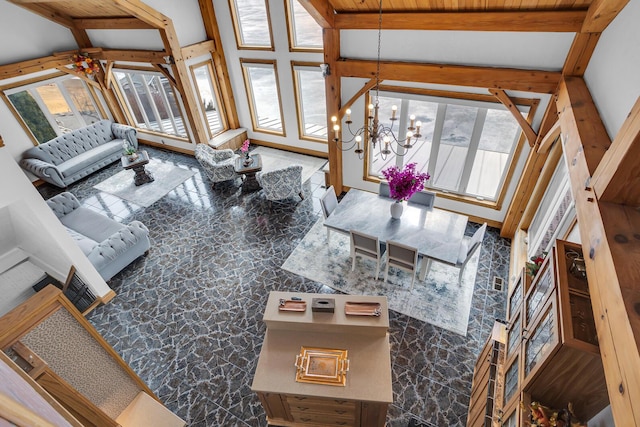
<box><xmin>502</xmin><ymin>350</ymin><xmax>521</xmax><ymax>411</ymax></box>
<box><xmin>523</xmin><ymin>251</ymin><xmax>556</xmax><ymax>329</ymax></box>
<box><xmin>522</xmin><ymin>298</ymin><xmax>561</xmax><ymax>388</ymax></box>
<box><xmin>506</xmin><ymin>269</ymin><xmax>530</xmax><ymax>321</ymax></box>
<box><xmin>505</xmin><ymin>310</ymin><xmax>522</xmax><ymax>362</ymax></box>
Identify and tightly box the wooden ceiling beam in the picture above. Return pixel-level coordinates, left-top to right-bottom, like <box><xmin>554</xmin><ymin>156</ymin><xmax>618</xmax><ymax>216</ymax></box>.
<box><xmin>335</xmin><ymin>59</ymin><xmax>560</xmax><ymax>94</ymax></box>
<box><xmin>98</xmin><ymin>49</ymin><xmax>168</xmax><ymax>64</ymax></box>
<box><xmin>112</xmin><ymin>0</ymin><xmax>166</xmax><ymax>28</ymax></box>
<box><xmin>563</xmin><ymin>32</ymin><xmax>601</xmax><ymax>76</ymax></box>
<box><xmin>490</xmin><ymin>89</ymin><xmax>538</xmax><ymax>147</ymax></box>
<box><xmin>181</xmin><ymin>40</ymin><xmax>216</xmax><ymax>61</ymax></box>
<box><xmin>582</xmin><ymin>0</ymin><xmax>630</xmax><ymax>33</ymax></box>
<box><xmin>297</xmin><ymin>0</ymin><xmax>335</xmax><ymax>29</ymax></box>
<box><xmin>335</xmin><ymin>10</ymin><xmax>587</xmax><ymax>32</ymax></box>
<box><xmin>0</xmin><ymin>56</ymin><xmax>69</xmax><ymax>79</ymax></box>
<box><xmin>73</xmin><ymin>18</ymin><xmax>155</xmax><ymax>30</ymax></box>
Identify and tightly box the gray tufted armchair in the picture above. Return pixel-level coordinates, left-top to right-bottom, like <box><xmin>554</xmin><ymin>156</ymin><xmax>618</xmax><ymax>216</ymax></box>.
<box><xmin>194</xmin><ymin>144</ymin><xmax>239</xmax><ymax>187</ymax></box>
<box><xmin>47</xmin><ymin>192</ymin><xmax>150</xmax><ymax>281</ymax></box>
<box><xmin>256</xmin><ymin>165</ymin><xmax>304</xmax><ymax>205</ymax></box>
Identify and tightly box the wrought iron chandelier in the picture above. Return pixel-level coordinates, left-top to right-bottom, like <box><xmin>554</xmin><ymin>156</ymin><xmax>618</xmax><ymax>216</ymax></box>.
<box><xmin>331</xmin><ymin>0</ymin><xmax>423</xmax><ymax>160</ymax></box>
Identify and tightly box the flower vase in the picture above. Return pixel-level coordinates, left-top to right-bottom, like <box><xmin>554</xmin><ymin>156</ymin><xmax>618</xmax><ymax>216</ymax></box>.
<box><xmin>127</xmin><ymin>152</ymin><xmax>138</xmax><ymax>162</ymax></box>
<box><xmin>243</xmin><ymin>153</ymin><xmax>252</xmax><ymax>166</ymax></box>
<box><xmin>390</xmin><ymin>200</ymin><xmax>404</xmax><ymax>219</ymax></box>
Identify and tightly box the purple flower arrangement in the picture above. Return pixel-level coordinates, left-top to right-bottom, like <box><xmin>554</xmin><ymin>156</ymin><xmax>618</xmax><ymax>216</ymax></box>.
<box><xmin>241</xmin><ymin>139</ymin><xmax>250</xmax><ymax>155</ymax></box>
<box><xmin>382</xmin><ymin>163</ymin><xmax>430</xmax><ymax>202</ymax></box>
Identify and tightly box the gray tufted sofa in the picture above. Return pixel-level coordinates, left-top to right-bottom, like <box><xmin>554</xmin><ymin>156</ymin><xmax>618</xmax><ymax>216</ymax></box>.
<box><xmin>47</xmin><ymin>192</ymin><xmax>150</xmax><ymax>281</ymax></box>
<box><xmin>20</xmin><ymin>120</ymin><xmax>137</xmax><ymax>188</ymax></box>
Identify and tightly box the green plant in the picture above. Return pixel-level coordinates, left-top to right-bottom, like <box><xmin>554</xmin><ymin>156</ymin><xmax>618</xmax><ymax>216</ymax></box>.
<box><xmin>526</xmin><ymin>252</ymin><xmax>547</xmax><ymax>278</ymax></box>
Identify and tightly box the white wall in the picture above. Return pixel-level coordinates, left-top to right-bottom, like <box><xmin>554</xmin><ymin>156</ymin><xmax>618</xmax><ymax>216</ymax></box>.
<box><xmin>0</xmin><ymin>2</ymin><xmax>76</xmax><ymax>65</ymax></box>
<box><xmin>0</xmin><ymin>148</ymin><xmax>112</xmax><ymax>303</ymax></box>
<box><xmin>585</xmin><ymin>0</ymin><xmax>640</xmax><ymax>139</ymax></box>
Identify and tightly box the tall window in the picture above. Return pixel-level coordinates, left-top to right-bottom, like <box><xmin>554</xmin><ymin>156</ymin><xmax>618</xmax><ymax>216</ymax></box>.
<box><xmin>113</xmin><ymin>70</ymin><xmax>187</xmax><ymax>138</ymax></box>
<box><xmin>292</xmin><ymin>62</ymin><xmax>326</xmax><ymax>141</ymax></box>
<box><xmin>286</xmin><ymin>0</ymin><xmax>323</xmax><ymax>51</ymax></box>
<box><xmin>190</xmin><ymin>61</ymin><xmax>227</xmax><ymax>139</ymax></box>
<box><xmin>4</xmin><ymin>76</ymin><xmax>103</xmax><ymax>144</ymax></box>
<box><xmin>229</xmin><ymin>0</ymin><xmax>273</xmax><ymax>50</ymax></box>
<box><xmin>368</xmin><ymin>91</ymin><xmax>529</xmax><ymax>202</ymax></box>
<box><xmin>240</xmin><ymin>59</ymin><xmax>285</xmax><ymax>135</ymax></box>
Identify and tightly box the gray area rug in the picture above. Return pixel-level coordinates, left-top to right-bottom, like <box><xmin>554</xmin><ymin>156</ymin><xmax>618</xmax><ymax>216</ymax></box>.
<box><xmin>282</xmin><ymin>218</ymin><xmax>479</xmax><ymax>335</ymax></box>
<box><xmin>253</xmin><ymin>146</ymin><xmax>326</xmax><ymax>183</ymax></box>
<box><xmin>94</xmin><ymin>159</ymin><xmax>195</xmax><ymax>207</ymax></box>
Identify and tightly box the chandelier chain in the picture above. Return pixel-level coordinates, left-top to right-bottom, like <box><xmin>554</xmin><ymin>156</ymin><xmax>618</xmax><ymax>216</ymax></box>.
<box><xmin>375</xmin><ymin>0</ymin><xmax>383</xmax><ymax>102</ymax></box>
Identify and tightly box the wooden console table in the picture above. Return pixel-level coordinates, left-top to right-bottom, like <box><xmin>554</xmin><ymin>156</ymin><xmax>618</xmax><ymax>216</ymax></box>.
<box><xmin>252</xmin><ymin>292</ymin><xmax>393</xmax><ymax>427</ymax></box>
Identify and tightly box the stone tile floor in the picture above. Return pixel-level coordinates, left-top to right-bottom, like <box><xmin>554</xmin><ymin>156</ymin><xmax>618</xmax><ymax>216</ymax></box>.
<box><xmin>39</xmin><ymin>145</ymin><xmax>509</xmax><ymax>426</ymax></box>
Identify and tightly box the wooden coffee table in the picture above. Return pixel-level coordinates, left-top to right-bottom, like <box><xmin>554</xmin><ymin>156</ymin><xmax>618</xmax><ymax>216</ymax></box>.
<box><xmin>235</xmin><ymin>154</ymin><xmax>262</xmax><ymax>191</ymax></box>
<box><xmin>121</xmin><ymin>150</ymin><xmax>154</xmax><ymax>186</ymax></box>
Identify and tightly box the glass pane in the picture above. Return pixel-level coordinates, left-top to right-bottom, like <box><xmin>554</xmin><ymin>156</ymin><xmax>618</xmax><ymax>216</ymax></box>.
<box><xmin>295</xmin><ymin>67</ymin><xmax>326</xmax><ymax>139</ymax></box>
<box><xmin>402</xmin><ymin>99</ymin><xmax>438</xmax><ymax>177</ymax></box>
<box><xmin>35</xmin><ymin>83</ymin><xmax>81</xmax><ymax>133</ymax></box>
<box><xmin>115</xmin><ymin>71</ymin><xmax>186</xmax><ymax>137</ymax></box>
<box><xmin>503</xmin><ymin>356</ymin><xmax>519</xmax><ymax>404</ymax></box>
<box><xmin>508</xmin><ymin>280</ymin><xmax>522</xmax><ymax>318</ymax></box>
<box><xmin>526</xmin><ymin>263</ymin><xmax>553</xmax><ymax>325</ymax></box>
<box><xmin>506</xmin><ymin>315</ymin><xmax>521</xmax><ymax>357</ymax></box>
<box><xmin>290</xmin><ymin>0</ymin><xmax>322</xmax><ymax>48</ymax></box>
<box><xmin>503</xmin><ymin>409</ymin><xmax>518</xmax><ymax>427</ymax></box>
<box><xmin>243</xmin><ymin>63</ymin><xmax>283</xmax><ymax>132</ymax></box>
<box><xmin>569</xmin><ymin>293</ymin><xmax>599</xmax><ymax>346</ymax></box>
<box><xmin>7</xmin><ymin>91</ymin><xmax>56</xmax><ymax>144</ymax></box>
<box><xmin>193</xmin><ymin>64</ymin><xmax>223</xmax><ymax>135</ymax></box>
<box><xmin>433</xmin><ymin>104</ymin><xmax>477</xmax><ymax>191</ymax></box>
<box><xmin>60</xmin><ymin>78</ymin><xmax>101</xmax><ymax>125</ymax></box>
<box><xmin>525</xmin><ymin>307</ymin><xmax>555</xmax><ymax>376</ymax></box>
<box><xmin>233</xmin><ymin>0</ymin><xmax>272</xmax><ymax>47</ymax></box>
<box><xmin>370</xmin><ymin>95</ymin><xmax>401</xmax><ymax>176</ymax></box>
<box><xmin>133</xmin><ymin>74</ymin><xmax>161</xmax><ymax>132</ymax></box>
<box><xmin>466</xmin><ymin>109</ymin><xmax>520</xmax><ymax>199</ymax></box>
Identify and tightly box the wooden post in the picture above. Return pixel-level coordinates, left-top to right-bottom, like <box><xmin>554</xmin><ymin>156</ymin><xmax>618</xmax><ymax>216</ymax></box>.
<box><xmin>556</xmin><ymin>76</ymin><xmax>640</xmax><ymax>427</ymax></box>
<box><xmin>324</xmin><ymin>28</ymin><xmax>342</xmax><ymax>195</ymax></box>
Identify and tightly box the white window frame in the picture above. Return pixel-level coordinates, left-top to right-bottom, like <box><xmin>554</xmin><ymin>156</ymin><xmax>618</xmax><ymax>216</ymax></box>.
<box><xmin>228</xmin><ymin>0</ymin><xmax>274</xmax><ymax>51</ymax></box>
<box><xmin>291</xmin><ymin>62</ymin><xmax>327</xmax><ymax>141</ymax></box>
<box><xmin>240</xmin><ymin>59</ymin><xmax>285</xmax><ymax>135</ymax></box>
<box><xmin>368</xmin><ymin>90</ymin><xmax>529</xmax><ymax>203</ymax></box>
<box><xmin>189</xmin><ymin>60</ymin><xmax>228</xmax><ymax>139</ymax></box>
<box><xmin>112</xmin><ymin>69</ymin><xmax>187</xmax><ymax>138</ymax></box>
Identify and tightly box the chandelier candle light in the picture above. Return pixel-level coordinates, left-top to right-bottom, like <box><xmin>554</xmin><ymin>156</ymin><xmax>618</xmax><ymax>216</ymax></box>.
<box><xmin>330</xmin><ymin>0</ymin><xmax>423</xmax><ymax>160</ymax></box>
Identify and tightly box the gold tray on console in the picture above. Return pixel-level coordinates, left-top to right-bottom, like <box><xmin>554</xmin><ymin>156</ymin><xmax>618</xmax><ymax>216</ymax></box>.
<box><xmin>344</xmin><ymin>301</ymin><xmax>382</xmax><ymax>317</ymax></box>
<box><xmin>278</xmin><ymin>299</ymin><xmax>307</xmax><ymax>312</ymax></box>
<box><xmin>294</xmin><ymin>347</ymin><xmax>349</xmax><ymax>386</ymax></box>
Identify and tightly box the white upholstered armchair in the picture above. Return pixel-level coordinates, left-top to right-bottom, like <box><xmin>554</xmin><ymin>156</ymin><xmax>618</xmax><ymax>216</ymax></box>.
<box><xmin>256</xmin><ymin>165</ymin><xmax>304</xmax><ymax>204</ymax></box>
<box><xmin>194</xmin><ymin>144</ymin><xmax>239</xmax><ymax>186</ymax></box>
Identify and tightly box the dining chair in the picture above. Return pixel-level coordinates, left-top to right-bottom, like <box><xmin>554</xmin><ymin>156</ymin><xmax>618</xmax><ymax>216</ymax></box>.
<box><xmin>350</xmin><ymin>230</ymin><xmax>386</xmax><ymax>279</ymax></box>
<box><xmin>320</xmin><ymin>185</ymin><xmax>339</xmax><ymax>242</ymax></box>
<box><xmin>408</xmin><ymin>190</ymin><xmax>436</xmax><ymax>209</ymax></box>
<box><xmin>420</xmin><ymin>223</ymin><xmax>487</xmax><ymax>285</ymax></box>
<box><xmin>384</xmin><ymin>240</ymin><xmax>419</xmax><ymax>290</ymax></box>
<box><xmin>378</xmin><ymin>181</ymin><xmax>390</xmax><ymax>197</ymax></box>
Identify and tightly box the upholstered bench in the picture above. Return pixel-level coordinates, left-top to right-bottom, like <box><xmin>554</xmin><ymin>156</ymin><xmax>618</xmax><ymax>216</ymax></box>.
<box><xmin>46</xmin><ymin>192</ymin><xmax>150</xmax><ymax>281</ymax></box>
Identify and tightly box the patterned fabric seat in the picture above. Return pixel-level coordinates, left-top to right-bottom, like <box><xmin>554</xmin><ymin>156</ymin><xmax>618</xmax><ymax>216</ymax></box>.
<box><xmin>194</xmin><ymin>144</ymin><xmax>239</xmax><ymax>186</ymax></box>
<box><xmin>256</xmin><ymin>165</ymin><xmax>304</xmax><ymax>204</ymax></box>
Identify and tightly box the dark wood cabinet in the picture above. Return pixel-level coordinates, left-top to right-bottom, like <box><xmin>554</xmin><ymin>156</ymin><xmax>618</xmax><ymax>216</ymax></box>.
<box><xmin>471</xmin><ymin>240</ymin><xmax>609</xmax><ymax>426</ymax></box>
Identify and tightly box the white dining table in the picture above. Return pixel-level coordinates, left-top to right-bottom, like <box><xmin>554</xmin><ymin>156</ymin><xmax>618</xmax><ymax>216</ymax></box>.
<box><xmin>323</xmin><ymin>189</ymin><xmax>469</xmax><ymax>264</ymax></box>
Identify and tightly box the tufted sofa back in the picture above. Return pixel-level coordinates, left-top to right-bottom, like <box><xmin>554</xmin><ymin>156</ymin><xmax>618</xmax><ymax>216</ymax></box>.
<box><xmin>24</xmin><ymin>120</ymin><xmax>115</xmax><ymax>166</ymax></box>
